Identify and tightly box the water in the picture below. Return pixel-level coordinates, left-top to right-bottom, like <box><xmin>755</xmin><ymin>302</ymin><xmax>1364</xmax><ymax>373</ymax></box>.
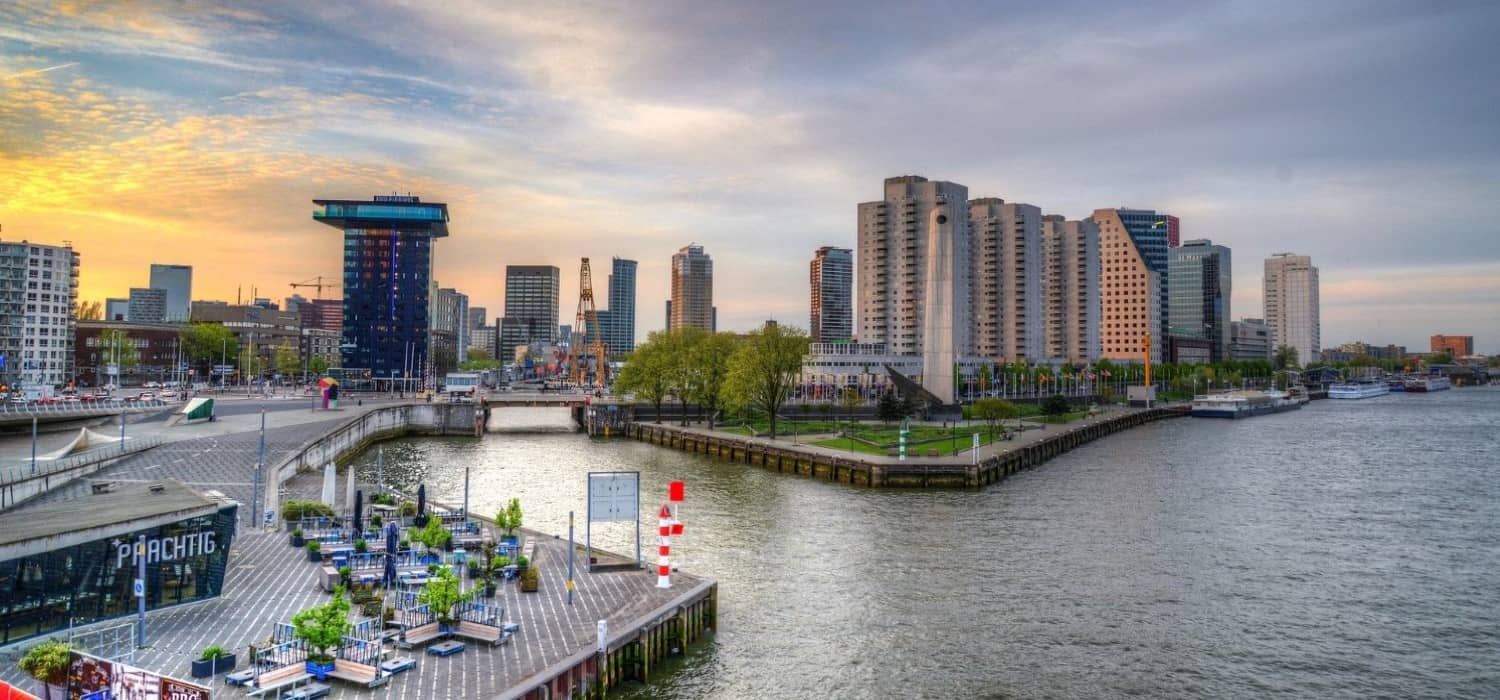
<box><xmin>350</xmin><ymin>390</ymin><xmax>1500</xmax><ymax>698</ymax></box>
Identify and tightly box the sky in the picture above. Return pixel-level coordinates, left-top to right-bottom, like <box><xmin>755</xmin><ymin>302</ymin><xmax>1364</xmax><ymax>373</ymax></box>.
<box><xmin>1</xmin><ymin>0</ymin><xmax>1497</xmax><ymax>352</ymax></box>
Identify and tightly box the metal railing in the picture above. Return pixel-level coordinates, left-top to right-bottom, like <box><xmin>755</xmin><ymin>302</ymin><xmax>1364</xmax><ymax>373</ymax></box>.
<box><xmin>0</xmin><ymin>434</ymin><xmax>165</xmax><ymax>485</ymax></box>
<box><xmin>0</xmin><ymin>398</ymin><xmax>171</xmax><ymax>416</ymax></box>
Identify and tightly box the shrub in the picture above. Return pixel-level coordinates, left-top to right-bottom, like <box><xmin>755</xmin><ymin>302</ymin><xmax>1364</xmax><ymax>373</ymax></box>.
<box><xmin>370</xmin><ymin>514</ymin><xmax>383</xmax><ymax>528</ymax></box>
<box><xmin>397</xmin><ymin>501</ymin><xmax>417</xmax><ymax>517</ymax></box>
<box><xmin>306</xmin><ymin>540</ymin><xmax>322</xmax><ymax>552</ymax></box>
<box><xmin>494</xmin><ymin>498</ymin><xmax>523</xmax><ymax>540</ymax></box>
<box><xmin>519</xmin><ymin>564</ymin><xmax>539</xmax><ymax>593</ymax></box>
<box><xmin>354</xmin><ymin>539</ymin><xmax>367</xmax><ymax>553</ymax></box>
<box><xmin>281</xmin><ymin>500</ymin><xmax>336</xmax><ymax>521</ymax></box>
<box><xmin>18</xmin><ymin>639</ymin><xmax>72</xmax><ymax>687</ymax></box>
<box><xmin>199</xmin><ymin>645</ymin><xmax>229</xmax><ymax>661</ymax></box>
<box><xmin>1041</xmin><ymin>394</ymin><xmax>1072</xmax><ymax>417</ymax></box>
<box><xmin>292</xmin><ymin>528</ymin><xmax>303</xmax><ymax>538</ymax></box>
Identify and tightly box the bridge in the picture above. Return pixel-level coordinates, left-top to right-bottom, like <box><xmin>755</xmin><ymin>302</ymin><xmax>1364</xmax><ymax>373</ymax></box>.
<box><xmin>480</xmin><ymin>393</ymin><xmax>634</xmax><ymax>434</ymax></box>
<box><xmin>0</xmin><ymin>398</ymin><xmax>174</xmax><ymax>433</ymax></box>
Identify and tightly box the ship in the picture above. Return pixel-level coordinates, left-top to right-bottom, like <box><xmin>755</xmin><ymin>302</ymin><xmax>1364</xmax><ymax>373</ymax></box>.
<box><xmin>1403</xmin><ymin>375</ymin><xmax>1452</xmax><ymax>392</ymax></box>
<box><xmin>1328</xmin><ymin>381</ymin><xmax>1391</xmax><ymax>399</ymax></box>
<box><xmin>1190</xmin><ymin>390</ymin><xmax>1304</xmax><ymax>418</ymax></box>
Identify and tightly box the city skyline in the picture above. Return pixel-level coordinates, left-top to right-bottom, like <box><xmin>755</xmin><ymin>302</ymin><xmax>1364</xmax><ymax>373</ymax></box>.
<box><xmin>1</xmin><ymin>2</ymin><xmax>1497</xmax><ymax>350</ymax></box>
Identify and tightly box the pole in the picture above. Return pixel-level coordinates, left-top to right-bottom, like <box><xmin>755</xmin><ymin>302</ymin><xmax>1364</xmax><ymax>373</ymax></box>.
<box><xmin>253</xmin><ymin>408</ymin><xmax>265</xmax><ymax>528</ymax></box>
<box><xmin>585</xmin><ymin>477</ymin><xmax>593</xmax><ymax>573</ymax></box>
<box><xmin>567</xmin><ymin>510</ymin><xmax>575</xmax><ymax>606</ymax></box>
<box><xmin>377</xmin><ymin>446</ymin><xmax>384</xmax><ymax>495</ymax></box>
<box><xmin>30</xmin><ymin>417</ymin><xmax>37</xmax><ymax>475</ymax></box>
<box><xmin>136</xmin><ymin>534</ymin><xmax>146</xmax><ymax>648</ymax></box>
<box><xmin>120</xmin><ymin>412</ymin><xmax>126</xmax><ymax>454</ymax></box>
<box><xmin>462</xmin><ymin>465</ymin><xmax>470</xmax><ymax>520</ymax></box>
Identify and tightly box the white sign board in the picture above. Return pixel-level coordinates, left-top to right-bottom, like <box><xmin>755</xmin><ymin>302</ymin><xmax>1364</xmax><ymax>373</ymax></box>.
<box><xmin>587</xmin><ymin>472</ymin><xmax>638</xmax><ymax>523</ymax></box>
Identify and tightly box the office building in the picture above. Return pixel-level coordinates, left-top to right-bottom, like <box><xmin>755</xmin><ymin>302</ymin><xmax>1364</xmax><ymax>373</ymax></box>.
<box><xmin>127</xmin><ymin>287</ymin><xmax>168</xmax><ymax>324</ymax></box>
<box><xmin>558</xmin><ymin>324</ymin><xmax>573</xmax><ymax>347</ymax></box>
<box><xmin>148</xmin><ymin>263</ymin><xmax>193</xmax><ymax>322</ymax></box>
<box><xmin>970</xmin><ymin>198</ymin><xmax>1042</xmax><ymax>361</ymax></box>
<box><xmin>1168</xmin><ymin>239</ymin><xmax>1232</xmax><ymax>362</ymax></box>
<box><xmin>1264</xmin><ymin>253</ymin><xmax>1321</xmax><ymax>365</ymax></box>
<box><xmin>469</xmin><ymin>326</ymin><xmax>496</xmax><ymax>358</ymax></box>
<box><xmin>313</xmin><ymin>194</ymin><xmax>448</xmax><ymax>389</ymax></box>
<box><xmin>105</xmin><ymin>298</ymin><xmax>130</xmax><ymax>322</ymax></box>
<box><xmin>1092</xmin><ymin>208</ymin><xmax>1175</xmax><ymax>364</ymax></box>
<box><xmin>1230</xmin><ymin>318</ymin><xmax>1272</xmax><ymax>362</ymax></box>
<box><xmin>468</xmin><ymin>307</ymin><xmax>488</xmax><ymax>331</ymax></box>
<box><xmin>603</xmin><ymin>257</ymin><xmax>637</xmax><ymax>353</ymax></box>
<box><xmin>499</xmin><ymin>265</ymin><xmax>560</xmax><ymax>354</ymax></box>
<box><xmin>284</xmin><ymin>293</ymin><xmax>309</xmax><ymax>314</ymax></box>
<box><xmin>75</xmin><ymin>320</ymin><xmax>184</xmax><ymax>387</ymax></box>
<box><xmin>668</xmin><ymin>245</ymin><xmax>714</xmax><ymax>332</ymax></box>
<box><xmin>1430</xmin><ymin>335</ymin><xmax>1474</xmax><ymax>357</ymax></box>
<box><xmin>1040</xmin><ymin>215</ymin><xmax>1101</xmax><ymax>364</ymax></box>
<box><xmin>299</xmin><ymin>298</ymin><xmax>342</xmax><ymax>334</ymax></box>
<box><xmin>810</xmin><ymin>246</ymin><xmax>853</xmax><ymax>344</ymax></box>
<box><xmin>0</xmin><ymin>240</ymin><xmax>80</xmax><ymax>390</ymax></box>
<box><xmin>434</xmin><ymin>288</ymin><xmax>469</xmax><ymax>361</ymax></box>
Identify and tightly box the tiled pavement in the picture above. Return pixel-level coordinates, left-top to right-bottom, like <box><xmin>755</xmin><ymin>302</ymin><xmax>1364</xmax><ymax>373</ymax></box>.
<box><xmin>0</xmin><ymin>414</ymin><xmax>707</xmax><ymax>698</ymax></box>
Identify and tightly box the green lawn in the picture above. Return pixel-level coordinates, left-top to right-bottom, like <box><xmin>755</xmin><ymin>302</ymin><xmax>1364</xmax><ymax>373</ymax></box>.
<box><xmin>1027</xmin><ymin>411</ymin><xmax>1091</xmax><ymax>424</ymax></box>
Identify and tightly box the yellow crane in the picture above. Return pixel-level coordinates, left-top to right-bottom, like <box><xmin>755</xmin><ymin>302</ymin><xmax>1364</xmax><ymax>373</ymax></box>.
<box><xmin>290</xmin><ymin>276</ymin><xmax>341</xmax><ymax>298</ymax></box>
<box><xmin>569</xmin><ymin>258</ymin><xmax>609</xmax><ymax>387</ymax></box>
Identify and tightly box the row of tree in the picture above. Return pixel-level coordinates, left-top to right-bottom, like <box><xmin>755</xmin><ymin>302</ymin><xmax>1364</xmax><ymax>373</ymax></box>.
<box><xmin>97</xmin><ymin>323</ymin><xmax>329</xmax><ymax>382</ymax></box>
<box><xmin>612</xmin><ymin>323</ymin><xmax>810</xmax><ymax>438</ymax></box>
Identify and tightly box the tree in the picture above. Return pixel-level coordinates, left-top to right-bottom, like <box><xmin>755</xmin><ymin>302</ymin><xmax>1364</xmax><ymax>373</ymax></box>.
<box><xmin>1490</xmin><ymin>356</ymin><xmax>1500</xmax><ymax>368</ymax></box>
<box><xmin>77</xmin><ymin>300</ymin><xmax>103</xmax><ymax>321</ymax></box>
<box><xmin>309</xmin><ymin>356</ymin><xmax>329</xmax><ymax>377</ymax></box>
<box><xmin>977</xmin><ymin>363</ymin><xmax>992</xmax><ymax>395</ymax></box>
<box><xmin>180</xmin><ymin>323</ymin><xmax>239</xmax><ymax>376</ymax></box>
<box><xmin>876</xmin><ymin>389</ymin><xmax>905</xmax><ymax>424</ymax></box>
<box><xmin>291</xmin><ymin>585</ymin><xmax>351</xmax><ymax>664</ymax></box>
<box><xmin>466</xmin><ymin>347</ymin><xmax>492</xmax><ymax>362</ymax></box>
<box><xmin>1424</xmin><ymin>352</ymin><xmax>1452</xmax><ymax>366</ymax></box>
<box><xmin>662</xmin><ymin>327</ymin><xmax>708</xmax><ymax>425</ymax></box>
<box><xmin>410</xmin><ymin>516</ymin><xmax>452</xmax><ymax>553</ymax></box>
<box><xmin>1041</xmin><ymin>394</ymin><xmax>1072</xmax><ymax>417</ymax></box>
<box><xmin>494</xmin><ymin>497</ymin><xmax>522</xmax><ymax>540</ymax></box>
<box><xmin>417</xmin><ymin>565</ymin><xmax>472</xmax><ymax>626</ymax></box>
<box><xmin>973</xmin><ymin>397</ymin><xmax>1019</xmax><ymax>438</ymax></box>
<box><xmin>722</xmin><ymin>323</ymin><xmax>810</xmax><ymax>439</ymax></box>
<box><xmin>692</xmin><ymin>332</ymin><xmax>739</xmax><ymax>426</ymax></box>
<box><xmin>458</xmin><ymin>358</ymin><xmax>503</xmax><ymax>371</ymax></box>
<box><xmin>99</xmin><ymin>329</ymin><xmax>140</xmax><ymax>371</ymax></box>
<box><xmin>840</xmin><ymin>386</ymin><xmax>862</xmax><ymax>423</ymax></box>
<box><xmin>1273</xmin><ymin>344</ymin><xmax>1300</xmax><ymax>371</ymax></box>
<box><xmin>614</xmin><ymin>333</ymin><xmax>672</xmax><ymax>422</ymax></box>
<box><xmin>276</xmin><ymin>342</ymin><xmax>300</xmax><ymax>379</ymax></box>
<box><xmin>19</xmin><ymin>639</ymin><xmax>71</xmax><ymax>699</ymax></box>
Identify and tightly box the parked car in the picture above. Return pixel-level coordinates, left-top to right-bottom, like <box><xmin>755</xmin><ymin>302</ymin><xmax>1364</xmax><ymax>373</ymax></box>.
<box><xmin>137</xmin><ymin>392</ymin><xmax>156</xmax><ymax>401</ymax></box>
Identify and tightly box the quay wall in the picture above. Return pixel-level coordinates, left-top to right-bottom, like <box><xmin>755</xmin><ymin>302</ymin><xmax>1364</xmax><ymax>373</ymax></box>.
<box><xmin>626</xmin><ymin>407</ymin><xmax>1187</xmax><ymax>489</ymax></box>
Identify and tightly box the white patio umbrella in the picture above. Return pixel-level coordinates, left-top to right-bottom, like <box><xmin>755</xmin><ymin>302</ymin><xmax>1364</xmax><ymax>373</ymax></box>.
<box><xmin>345</xmin><ymin>465</ymin><xmax>356</xmax><ymax>515</ymax></box>
<box><xmin>321</xmin><ymin>462</ymin><xmax>337</xmax><ymax>508</ymax></box>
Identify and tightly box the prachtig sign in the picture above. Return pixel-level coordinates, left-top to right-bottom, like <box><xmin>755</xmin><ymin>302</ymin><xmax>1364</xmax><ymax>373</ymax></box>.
<box><xmin>115</xmin><ymin>531</ymin><xmax>216</xmax><ymax>570</ymax></box>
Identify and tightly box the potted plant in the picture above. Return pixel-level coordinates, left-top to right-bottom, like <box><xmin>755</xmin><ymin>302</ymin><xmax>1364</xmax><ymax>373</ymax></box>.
<box><xmin>370</xmin><ymin>513</ymin><xmax>383</xmax><ymax>529</ymax></box>
<box><xmin>495</xmin><ymin>498</ymin><xmax>523</xmax><ymax>545</ymax></box>
<box><xmin>306</xmin><ymin>539</ymin><xmax>322</xmax><ymax>563</ymax></box>
<box><xmin>290</xmin><ymin>528</ymin><xmax>304</xmax><ymax>548</ymax></box>
<box><xmin>292</xmin><ymin>586</ymin><xmax>351</xmax><ymax>680</ymax></box>
<box><xmin>337</xmin><ymin>566</ymin><xmax>351</xmax><ymax>588</ymax></box>
<box><xmin>18</xmin><ymin>639</ymin><xmax>70</xmax><ymax>699</ymax></box>
<box><xmin>515</xmin><ymin>555</ymin><xmax>530</xmax><ymax>573</ymax></box>
<box><xmin>354</xmin><ymin>539</ymin><xmax>368</xmax><ymax>554</ymax></box>
<box><xmin>190</xmin><ymin>645</ymin><xmax>236</xmax><ymax>678</ymax></box>
<box><xmin>519</xmin><ymin>563</ymin><xmax>539</xmax><ymax>593</ymax></box>
<box><xmin>481</xmin><ymin>571</ymin><xmax>497</xmax><ymax>598</ymax></box>
<box><xmin>398</xmin><ymin>538</ymin><xmax>411</xmax><ymax>552</ymax></box>
<box><xmin>397</xmin><ymin>500</ymin><xmax>417</xmax><ymax>518</ymax></box>
<box><xmin>416</xmin><ymin>565</ymin><xmax>471</xmax><ymax>633</ymax></box>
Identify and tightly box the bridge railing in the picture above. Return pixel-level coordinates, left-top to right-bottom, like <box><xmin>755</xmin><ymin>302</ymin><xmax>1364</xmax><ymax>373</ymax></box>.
<box><xmin>0</xmin><ymin>398</ymin><xmax>171</xmax><ymax>417</ymax></box>
<box><xmin>0</xmin><ymin>434</ymin><xmax>166</xmax><ymax>486</ymax></box>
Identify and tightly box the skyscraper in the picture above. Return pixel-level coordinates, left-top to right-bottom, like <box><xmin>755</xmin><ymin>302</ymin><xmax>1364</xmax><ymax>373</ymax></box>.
<box><xmin>127</xmin><ymin>287</ymin><xmax>168</xmax><ymax>323</ymax></box>
<box><xmin>0</xmin><ymin>240</ymin><xmax>79</xmax><ymax>390</ymax></box>
<box><xmin>313</xmin><ymin>194</ymin><xmax>448</xmax><ymax>388</ymax></box>
<box><xmin>969</xmin><ymin>198</ymin><xmax>1042</xmax><ymax>361</ymax></box>
<box><xmin>604</xmin><ymin>257</ymin><xmax>637</xmax><ymax>353</ymax></box>
<box><xmin>1168</xmin><ymin>239</ymin><xmax>1232</xmax><ymax>362</ymax></box>
<box><xmin>809</xmin><ymin>246</ymin><xmax>852</xmax><ymax>344</ymax></box>
<box><xmin>1092</xmin><ymin>208</ymin><xmax>1175</xmax><ymax>364</ymax></box>
<box><xmin>433</xmin><ymin>288</ymin><xmax>469</xmax><ymax>367</ymax></box>
<box><xmin>857</xmin><ymin>175</ymin><xmax>971</xmax><ymax>403</ymax></box>
<box><xmin>668</xmin><ymin>245</ymin><xmax>714</xmax><ymax>332</ymax></box>
<box><xmin>1264</xmin><ymin>253</ymin><xmax>1320</xmax><ymax>365</ymax></box>
<box><xmin>1040</xmin><ymin>215</ymin><xmax>1101</xmax><ymax>364</ymax></box>
<box><xmin>148</xmin><ymin>263</ymin><xmax>193</xmax><ymax>322</ymax></box>
<box><xmin>467</xmin><ymin>307</ymin><xmax>487</xmax><ymax>330</ymax></box>
<box><xmin>105</xmin><ymin>298</ymin><xmax>130</xmax><ymax>322</ymax></box>
<box><xmin>499</xmin><ymin>265</ymin><xmax>560</xmax><ymax>353</ymax></box>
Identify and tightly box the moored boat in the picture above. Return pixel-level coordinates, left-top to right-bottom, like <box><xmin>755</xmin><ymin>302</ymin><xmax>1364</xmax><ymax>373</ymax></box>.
<box><xmin>1191</xmin><ymin>390</ymin><xmax>1304</xmax><ymax>418</ymax></box>
<box><xmin>1404</xmin><ymin>375</ymin><xmax>1451</xmax><ymax>392</ymax></box>
<box><xmin>1329</xmin><ymin>382</ymin><xmax>1391</xmax><ymax>399</ymax></box>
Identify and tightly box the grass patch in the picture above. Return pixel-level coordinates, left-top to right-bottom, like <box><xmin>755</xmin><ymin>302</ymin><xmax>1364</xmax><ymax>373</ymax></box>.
<box><xmin>1028</xmin><ymin>411</ymin><xmax>1091</xmax><ymax>425</ymax></box>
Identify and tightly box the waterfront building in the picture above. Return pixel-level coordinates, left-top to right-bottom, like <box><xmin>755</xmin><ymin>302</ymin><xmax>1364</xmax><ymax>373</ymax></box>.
<box><xmin>1040</xmin><ymin>215</ymin><xmax>1101</xmax><ymax>364</ymax></box>
<box><xmin>970</xmin><ymin>198</ymin><xmax>1042</xmax><ymax>362</ymax></box>
<box><xmin>1230</xmin><ymin>318</ymin><xmax>1272</xmax><ymax>362</ymax></box>
<box><xmin>0</xmin><ymin>239</ymin><xmax>80</xmax><ymax>389</ymax></box>
<box><xmin>148</xmin><ymin>263</ymin><xmax>193</xmax><ymax>322</ymax></box>
<box><xmin>1168</xmin><ymin>239</ymin><xmax>1232</xmax><ymax>362</ymax></box>
<box><xmin>127</xmin><ymin>287</ymin><xmax>168</xmax><ymax>324</ymax></box>
<box><xmin>313</xmin><ymin>194</ymin><xmax>448</xmax><ymax>389</ymax></box>
<box><xmin>74</xmin><ymin>320</ymin><xmax>183</xmax><ymax>387</ymax></box>
<box><xmin>1264</xmin><ymin>253</ymin><xmax>1320</xmax><ymax>365</ymax></box>
<box><xmin>298</xmin><ymin>298</ymin><xmax>342</xmax><ymax>334</ymax></box>
<box><xmin>1092</xmin><ymin>208</ymin><xmax>1175</xmax><ymax>364</ymax></box>
<box><xmin>105</xmin><ymin>297</ymin><xmax>129</xmax><ymax>322</ymax></box>
<box><xmin>604</xmin><ymin>257</ymin><xmax>638</xmax><ymax>353</ymax></box>
<box><xmin>500</xmin><ymin>265</ymin><xmax>560</xmax><ymax>353</ymax></box>
<box><xmin>810</xmin><ymin>246</ymin><xmax>853</xmax><ymax>344</ymax></box>
<box><xmin>668</xmin><ymin>245</ymin><xmax>714</xmax><ymax>332</ymax></box>
<box><xmin>0</xmin><ymin>480</ymin><xmax>237</xmax><ymax>646</ymax></box>
<box><xmin>434</xmin><ymin>288</ymin><xmax>469</xmax><ymax>363</ymax></box>
<box><xmin>1430</xmin><ymin>335</ymin><xmax>1473</xmax><ymax>357</ymax></box>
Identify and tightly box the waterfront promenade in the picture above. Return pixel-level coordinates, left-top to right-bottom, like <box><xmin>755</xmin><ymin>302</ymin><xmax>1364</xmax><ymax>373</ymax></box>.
<box><xmin>0</xmin><ymin>396</ymin><xmax>715</xmax><ymax>698</ymax></box>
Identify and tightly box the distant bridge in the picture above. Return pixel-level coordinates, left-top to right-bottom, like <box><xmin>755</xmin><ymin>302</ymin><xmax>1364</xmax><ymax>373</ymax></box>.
<box><xmin>0</xmin><ymin>399</ymin><xmax>173</xmax><ymax>432</ymax></box>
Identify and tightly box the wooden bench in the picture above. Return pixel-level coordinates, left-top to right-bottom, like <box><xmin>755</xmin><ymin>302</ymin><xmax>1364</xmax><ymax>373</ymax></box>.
<box><xmin>397</xmin><ymin>622</ymin><xmax>443</xmax><ymax>648</ymax></box>
<box><xmin>246</xmin><ymin>664</ymin><xmax>312</xmax><ymax>696</ymax></box>
<box><xmin>453</xmin><ymin>620</ymin><xmax>510</xmax><ymax>646</ymax></box>
<box><xmin>328</xmin><ymin>659</ymin><xmax>388</xmax><ymax>688</ymax></box>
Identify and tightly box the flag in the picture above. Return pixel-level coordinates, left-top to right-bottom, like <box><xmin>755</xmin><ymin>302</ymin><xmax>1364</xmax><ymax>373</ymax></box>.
<box><xmin>1102</xmin><ymin>370</ymin><xmax>1111</xmax><ymax>377</ymax></box>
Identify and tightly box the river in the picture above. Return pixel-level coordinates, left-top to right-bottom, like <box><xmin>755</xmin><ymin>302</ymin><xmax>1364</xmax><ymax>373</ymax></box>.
<box><xmin>350</xmin><ymin>388</ymin><xmax>1500</xmax><ymax>698</ymax></box>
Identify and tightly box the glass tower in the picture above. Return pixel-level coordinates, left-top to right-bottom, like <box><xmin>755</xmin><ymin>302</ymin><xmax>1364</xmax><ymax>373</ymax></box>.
<box><xmin>605</xmin><ymin>257</ymin><xmax>637</xmax><ymax>353</ymax></box>
<box><xmin>313</xmin><ymin>195</ymin><xmax>448</xmax><ymax>390</ymax></box>
<box><xmin>1168</xmin><ymin>239</ymin><xmax>1232</xmax><ymax>361</ymax></box>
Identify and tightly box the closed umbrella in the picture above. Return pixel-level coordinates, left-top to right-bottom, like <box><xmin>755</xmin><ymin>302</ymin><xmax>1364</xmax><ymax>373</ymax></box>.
<box><xmin>416</xmin><ymin>484</ymin><xmax>427</xmax><ymax>526</ymax></box>
<box><xmin>352</xmin><ymin>490</ymin><xmax>363</xmax><ymax>537</ymax></box>
<box><xmin>345</xmin><ymin>467</ymin><xmax>356</xmax><ymax>518</ymax></box>
<box><xmin>383</xmin><ymin>523</ymin><xmax>399</xmax><ymax>588</ymax></box>
<box><xmin>320</xmin><ymin>463</ymin><xmax>336</xmax><ymax>508</ymax></box>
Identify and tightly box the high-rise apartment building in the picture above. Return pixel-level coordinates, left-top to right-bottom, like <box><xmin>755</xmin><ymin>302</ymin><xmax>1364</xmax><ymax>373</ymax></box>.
<box><xmin>1264</xmin><ymin>253</ymin><xmax>1320</xmax><ymax>365</ymax></box>
<box><xmin>127</xmin><ymin>287</ymin><xmax>167</xmax><ymax>324</ymax></box>
<box><xmin>1092</xmin><ymin>208</ymin><xmax>1175</xmax><ymax>364</ymax></box>
<box><xmin>668</xmin><ymin>245</ymin><xmax>714</xmax><ymax>332</ymax></box>
<box><xmin>1168</xmin><ymin>239</ymin><xmax>1232</xmax><ymax>362</ymax></box>
<box><xmin>857</xmin><ymin>176</ymin><xmax>971</xmax><ymax>403</ymax></box>
<box><xmin>1430</xmin><ymin>335</ymin><xmax>1473</xmax><ymax>357</ymax></box>
<box><xmin>148</xmin><ymin>263</ymin><xmax>193</xmax><ymax>322</ymax></box>
<box><xmin>499</xmin><ymin>265</ymin><xmax>560</xmax><ymax>353</ymax></box>
<box><xmin>969</xmin><ymin>198</ymin><xmax>1042</xmax><ymax>361</ymax></box>
<box><xmin>433</xmin><ymin>288</ymin><xmax>469</xmax><ymax>363</ymax></box>
<box><xmin>809</xmin><ymin>246</ymin><xmax>852</xmax><ymax>344</ymax></box>
<box><xmin>105</xmin><ymin>298</ymin><xmax>129</xmax><ymax>322</ymax></box>
<box><xmin>314</xmin><ymin>194</ymin><xmax>448</xmax><ymax>388</ymax></box>
<box><xmin>0</xmin><ymin>240</ymin><xmax>79</xmax><ymax>389</ymax></box>
<box><xmin>469</xmin><ymin>326</ymin><xmax>496</xmax><ymax>357</ymax></box>
<box><xmin>1040</xmin><ymin>215</ymin><xmax>1101</xmax><ymax>363</ymax></box>
<box><xmin>1230</xmin><ymin>318</ymin><xmax>1271</xmax><ymax>361</ymax></box>
<box><xmin>603</xmin><ymin>257</ymin><xmax>637</xmax><ymax>353</ymax></box>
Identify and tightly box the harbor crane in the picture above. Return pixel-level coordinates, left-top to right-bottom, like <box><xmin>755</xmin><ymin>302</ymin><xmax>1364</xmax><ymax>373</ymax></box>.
<box><xmin>569</xmin><ymin>258</ymin><xmax>609</xmax><ymax>388</ymax></box>
<box><xmin>290</xmin><ymin>276</ymin><xmax>341</xmax><ymax>298</ymax></box>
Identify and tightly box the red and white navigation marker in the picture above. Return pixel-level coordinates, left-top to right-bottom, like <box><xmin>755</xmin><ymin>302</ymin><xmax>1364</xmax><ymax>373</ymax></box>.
<box><xmin>656</xmin><ymin>504</ymin><xmax>673</xmax><ymax>589</ymax></box>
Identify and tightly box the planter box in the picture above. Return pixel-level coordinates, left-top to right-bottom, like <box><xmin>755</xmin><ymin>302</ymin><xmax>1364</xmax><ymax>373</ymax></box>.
<box><xmin>306</xmin><ymin>660</ymin><xmax>335</xmax><ymax>680</ymax></box>
<box><xmin>191</xmin><ymin>654</ymin><xmax>236</xmax><ymax>678</ymax></box>
<box><xmin>307</xmin><ymin>549</ymin><xmax>323</xmax><ymax>563</ymax></box>
<box><xmin>482</xmin><ymin>584</ymin><xmax>497</xmax><ymax>598</ymax></box>
<box><xmin>290</xmin><ymin>535</ymin><xmax>304</xmax><ymax>548</ymax></box>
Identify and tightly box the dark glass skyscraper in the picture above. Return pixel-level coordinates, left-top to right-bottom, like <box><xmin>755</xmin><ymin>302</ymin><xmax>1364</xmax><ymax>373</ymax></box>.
<box><xmin>1168</xmin><ymin>239</ymin><xmax>1232</xmax><ymax>361</ymax></box>
<box><xmin>604</xmin><ymin>257</ymin><xmax>637</xmax><ymax>353</ymax></box>
<box><xmin>313</xmin><ymin>195</ymin><xmax>448</xmax><ymax>389</ymax></box>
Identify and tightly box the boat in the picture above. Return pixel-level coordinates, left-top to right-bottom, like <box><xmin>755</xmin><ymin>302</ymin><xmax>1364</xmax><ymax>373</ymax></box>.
<box><xmin>1388</xmin><ymin>378</ymin><xmax>1407</xmax><ymax>392</ymax></box>
<box><xmin>1190</xmin><ymin>390</ymin><xmax>1304</xmax><ymax>418</ymax></box>
<box><xmin>1403</xmin><ymin>375</ymin><xmax>1451</xmax><ymax>392</ymax></box>
<box><xmin>1328</xmin><ymin>381</ymin><xmax>1391</xmax><ymax>399</ymax></box>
